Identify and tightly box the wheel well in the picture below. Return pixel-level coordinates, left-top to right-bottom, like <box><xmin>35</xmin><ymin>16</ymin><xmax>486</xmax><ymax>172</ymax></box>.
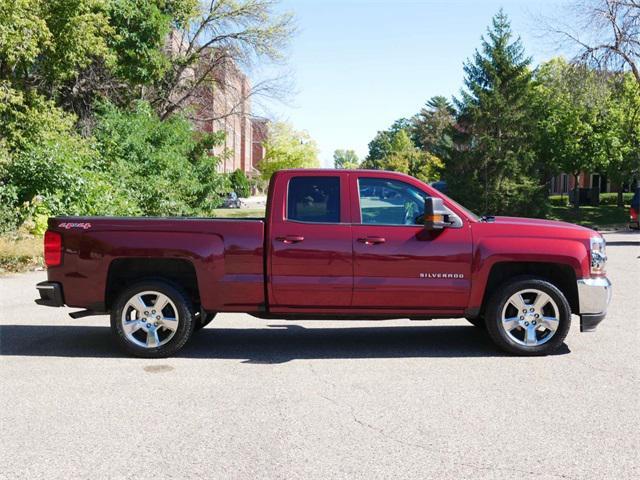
<box><xmin>481</xmin><ymin>262</ymin><xmax>579</xmax><ymax>315</ymax></box>
<box><xmin>106</xmin><ymin>258</ymin><xmax>199</xmax><ymax>310</ymax></box>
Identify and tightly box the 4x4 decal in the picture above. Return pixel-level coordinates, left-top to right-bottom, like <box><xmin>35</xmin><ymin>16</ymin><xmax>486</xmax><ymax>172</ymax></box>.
<box><xmin>58</xmin><ymin>222</ymin><xmax>92</xmax><ymax>230</ymax></box>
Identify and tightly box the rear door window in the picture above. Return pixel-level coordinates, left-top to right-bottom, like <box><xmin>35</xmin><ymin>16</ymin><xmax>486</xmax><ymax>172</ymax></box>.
<box><xmin>287</xmin><ymin>176</ymin><xmax>341</xmax><ymax>223</ymax></box>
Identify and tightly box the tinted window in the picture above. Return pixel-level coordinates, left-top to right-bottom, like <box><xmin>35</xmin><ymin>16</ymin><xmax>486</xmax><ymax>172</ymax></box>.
<box><xmin>358</xmin><ymin>177</ymin><xmax>428</xmax><ymax>225</ymax></box>
<box><xmin>287</xmin><ymin>176</ymin><xmax>341</xmax><ymax>223</ymax></box>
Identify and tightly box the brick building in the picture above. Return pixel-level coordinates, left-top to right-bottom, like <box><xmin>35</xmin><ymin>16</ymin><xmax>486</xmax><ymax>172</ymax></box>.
<box><xmin>167</xmin><ymin>32</ymin><xmax>267</xmax><ymax>175</ymax></box>
<box><xmin>549</xmin><ymin>172</ymin><xmax>611</xmax><ymax>195</ymax></box>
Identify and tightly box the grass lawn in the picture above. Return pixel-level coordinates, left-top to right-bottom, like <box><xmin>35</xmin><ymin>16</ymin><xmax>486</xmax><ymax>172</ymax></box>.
<box><xmin>0</xmin><ymin>235</ymin><xmax>43</xmax><ymax>274</ymax></box>
<box><xmin>212</xmin><ymin>208</ymin><xmax>265</xmax><ymax>218</ymax></box>
<box><xmin>548</xmin><ymin>204</ymin><xmax>630</xmax><ymax>229</ymax></box>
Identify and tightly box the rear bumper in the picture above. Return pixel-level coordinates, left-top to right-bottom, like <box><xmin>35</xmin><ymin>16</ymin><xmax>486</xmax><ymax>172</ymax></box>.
<box><xmin>577</xmin><ymin>277</ymin><xmax>612</xmax><ymax>332</ymax></box>
<box><xmin>35</xmin><ymin>281</ymin><xmax>65</xmax><ymax>307</ymax></box>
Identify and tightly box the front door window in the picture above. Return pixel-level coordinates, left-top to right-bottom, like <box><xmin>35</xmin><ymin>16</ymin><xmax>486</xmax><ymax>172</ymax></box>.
<box><xmin>358</xmin><ymin>177</ymin><xmax>428</xmax><ymax>226</ymax></box>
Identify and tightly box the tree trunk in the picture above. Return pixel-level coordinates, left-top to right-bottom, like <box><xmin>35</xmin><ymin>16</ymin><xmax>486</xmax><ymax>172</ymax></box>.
<box><xmin>617</xmin><ymin>185</ymin><xmax>624</xmax><ymax>208</ymax></box>
<box><xmin>573</xmin><ymin>173</ymin><xmax>580</xmax><ymax>218</ymax></box>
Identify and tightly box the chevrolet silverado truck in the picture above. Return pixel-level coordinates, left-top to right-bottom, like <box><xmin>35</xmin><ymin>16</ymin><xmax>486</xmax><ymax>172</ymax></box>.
<box><xmin>36</xmin><ymin>169</ymin><xmax>612</xmax><ymax>357</ymax></box>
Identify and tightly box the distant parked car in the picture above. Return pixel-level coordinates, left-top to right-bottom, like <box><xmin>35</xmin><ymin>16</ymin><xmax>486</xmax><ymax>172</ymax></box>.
<box><xmin>222</xmin><ymin>191</ymin><xmax>242</xmax><ymax>208</ymax></box>
<box><xmin>430</xmin><ymin>180</ymin><xmax>448</xmax><ymax>194</ymax></box>
<box><xmin>630</xmin><ymin>188</ymin><xmax>640</xmax><ymax>230</ymax></box>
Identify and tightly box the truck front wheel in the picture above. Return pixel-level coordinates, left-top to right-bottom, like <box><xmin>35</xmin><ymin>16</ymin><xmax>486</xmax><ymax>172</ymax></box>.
<box><xmin>465</xmin><ymin>316</ymin><xmax>485</xmax><ymax>328</ymax></box>
<box><xmin>485</xmin><ymin>278</ymin><xmax>571</xmax><ymax>356</ymax></box>
<box><xmin>111</xmin><ymin>280</ymin><xmax>196</xmax><ymax>358</ymax></box>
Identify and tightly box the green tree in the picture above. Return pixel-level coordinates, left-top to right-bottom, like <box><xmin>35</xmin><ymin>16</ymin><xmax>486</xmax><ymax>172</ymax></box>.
<box><xmin>545</xmin><ymin>0</ymin><xmax>640</xmax><ymax>85</ymax></box>
<box><xmin>0</xmin><ymin>0</ymin><xmax>51</xmax><ymax>76</ymax></box>
<box><xmin>412</xmin><ymin>95</ymin><xmax>455</xmax><ymax>160</ymax></box>
<box><xmin>108</xmin><ymin>0</ymin><xmax>196</xmax><ymax>85</ymax></box>
<box><xmin>0</xmin><ymin>0</ymin><xmax>294</xmax><ymax>233</ymax></box>
<box><xmin>533</xmin><ymin>58</ymin><xmax>613</xmax><ymax>209</ymax></box>
<box><xmin>151</xmin><ymin>0</ymin><xmax>295</xmax><ymax>120</ymax></box>
<box><xmin>333</xmin><ymin>149</ymin><xmax>359</xmax><ymax>169</ymax></box>
<box><xmin>607</xmin><ymin>73</ymin><xmax>640</xmax><ymax>205</ymax></box>
<box><xmin>363</xmin><ymin>118</ymin><xmax>412</xmax><ymax>165</ymax></box>
<box><xmin>448</xmin><ymin>10</ymin><xmax>544</xmax><ymax>216</ymax></box>
<box><xmin>258</xmin><ymin>122</ymin><xmax>319</xmax><ymax>180</ymax></box>
<box><xmin>362</xmin><ymin>128</ymin><xmax>442</xmax><ymax>183</ymax></box>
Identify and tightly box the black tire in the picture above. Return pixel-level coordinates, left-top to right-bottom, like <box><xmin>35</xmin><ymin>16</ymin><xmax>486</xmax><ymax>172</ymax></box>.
<box><xmin>194</xmin><ymin>312</ymin><xmax>216</xmax><ymax>331</ymax></box>
<box><xmin>466</xmin><ymin>316</ymin><xmax>485</xmax><ymax>328</ymax></box>
<box><xmin>484</xmin><ymin>277</ymin><xmax>571</xmax><ymax>356</ymax></box>
<box><xmin>111</xmin><ymin>280</ymin><xmax>196</xmax><ymax>358</ymax></box>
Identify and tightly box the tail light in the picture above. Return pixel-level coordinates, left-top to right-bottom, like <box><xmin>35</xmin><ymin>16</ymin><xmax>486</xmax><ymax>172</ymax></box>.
<box><xmin>44</xmin><ymin>231</ymin><xmax>62</xmax><ymax>267</ymax></box>
<box><xmin>631</xmin><ymin>207</ymin><xmax>638</xmax><ymax>221</ymax></box>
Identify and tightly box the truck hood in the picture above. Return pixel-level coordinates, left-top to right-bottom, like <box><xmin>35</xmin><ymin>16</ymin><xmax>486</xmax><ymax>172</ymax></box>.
<box><xmin>492</xmin><ymin>216</ymin><xmax>594</xmax><ymax>233</ymax></box>
<box><xmin>472</xmin><ymin>216</ymin><xmax>598</xmax><ymax>241</ymax></box>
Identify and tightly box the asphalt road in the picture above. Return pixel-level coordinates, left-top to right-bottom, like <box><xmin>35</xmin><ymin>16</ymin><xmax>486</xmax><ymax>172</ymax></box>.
<box><xmin>1</xmin><ymin>231</ymin><xmax>639</xmax><ymax>480</ymax></box>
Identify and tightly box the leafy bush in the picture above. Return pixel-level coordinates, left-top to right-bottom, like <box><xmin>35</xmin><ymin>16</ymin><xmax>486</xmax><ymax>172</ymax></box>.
<box><xmin>550</xmin><ymin>192</ymin><xmax>633</xmax><ymax>207</ymax></box>
<box><xmin>0</xmin><ymin>183</ymin><xmax>20</xmax><ymax>233</ymax></box>
<box><xmin>598</xmin><ymin>192</ymin><xmax>633</xmax><ymax>206</ymax></box>
<box><xmin>229</xmin><ymin>169</ymin><xmax>251</xmax><ymax>197</ymax></box>
<box><xmin>549</xmin><ymin>195</ymin><xmax>569</xmax><ymax>206</ymax></box>
<box><xmin>93</xmin><ymin>101</ymin><xmax>228</xmax><ymax>216</ymax></box>
<box><xmin>1</xmin><ymin>100</ymin><xmax>230</xmax><ymax>233</ymax></box>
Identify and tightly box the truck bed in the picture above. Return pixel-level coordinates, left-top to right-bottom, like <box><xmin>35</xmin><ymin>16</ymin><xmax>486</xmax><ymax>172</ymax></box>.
<box><xmin>47</xmin><ymin>216</ymin><xmax>266</xmax><ymax>313</ymax></box>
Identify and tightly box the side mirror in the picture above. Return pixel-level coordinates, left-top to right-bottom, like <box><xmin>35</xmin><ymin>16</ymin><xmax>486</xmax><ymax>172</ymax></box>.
<box><xmin>424</xmin><ymin>197</ymin><xmax>448</xmax><ymax>230</ymax></box>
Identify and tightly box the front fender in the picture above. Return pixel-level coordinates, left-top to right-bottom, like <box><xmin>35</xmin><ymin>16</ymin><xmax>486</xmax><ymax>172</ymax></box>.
<box><xmin>468</xmin><ymin>236</ymin><xmax>589</xmax><ymax>309</ymax></box>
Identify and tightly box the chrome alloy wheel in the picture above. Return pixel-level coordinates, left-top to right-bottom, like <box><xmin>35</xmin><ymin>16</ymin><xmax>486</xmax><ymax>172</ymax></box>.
<box><xmin>120</xmin><ymin>291</ymin><xmax>180</xmax><ymax>348</ymax></box>
<box><xmin>500</xmin><ymin>289</ymin><xmax>560</xmax><ymax>347</ymax></box>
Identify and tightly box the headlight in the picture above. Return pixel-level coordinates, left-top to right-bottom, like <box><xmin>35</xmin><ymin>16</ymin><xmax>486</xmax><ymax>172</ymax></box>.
<box><xmin>590</xmin><ymin>236</ymin><xmax>607</xmax><ymax>275</ymax></box>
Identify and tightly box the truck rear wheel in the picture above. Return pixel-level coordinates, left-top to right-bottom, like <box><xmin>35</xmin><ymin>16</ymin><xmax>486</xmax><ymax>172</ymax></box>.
<box><xmin>111</xmin><ymin>280</ymin><xmax>195</xmax><ymax>358</ymax></box>
<box><xmin>194</xmin><ymin>311</ymin><xmax>216</xmax><ymax>331</ymax></box>
<box><xmin>485</xmin><ymin>278</ymin><xmax>571</xmax><ymax>356</ymax></box>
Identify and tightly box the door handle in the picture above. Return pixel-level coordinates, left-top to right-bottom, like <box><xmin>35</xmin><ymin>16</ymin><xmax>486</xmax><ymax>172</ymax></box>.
<box><xmin>358</xmin><ymin>236</ymin><xmax>386</xmax><ymax>245</ymax></box>
<box><xmin>277</xmin><ymin>235</ymin><xmax>305</xmax><ymax>244</ymax></box>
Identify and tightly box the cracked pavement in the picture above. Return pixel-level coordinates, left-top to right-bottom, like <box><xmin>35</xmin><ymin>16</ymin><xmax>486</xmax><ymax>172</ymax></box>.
<box><xmin>1</xmin><ymin>231</ymin><xmax>638</xmax><ymax>479</ymax></box>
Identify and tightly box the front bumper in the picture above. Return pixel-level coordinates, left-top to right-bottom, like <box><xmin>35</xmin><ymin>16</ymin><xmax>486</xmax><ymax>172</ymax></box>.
<box><xmin>577</xmin><ymin>277</ymin><xmax>612</xmax><ymax>332</ymax></box>
<box><xmin>35</xmin><ymin>281</ymin><xmax>65</xmax><ymax>307</ymax></box>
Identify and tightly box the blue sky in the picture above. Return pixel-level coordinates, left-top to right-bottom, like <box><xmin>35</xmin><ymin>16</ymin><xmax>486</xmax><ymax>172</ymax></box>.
<box><xmin>261</xmin><ymin>0</ymin><xmax>562</xmax><ymax>166</ymax></box>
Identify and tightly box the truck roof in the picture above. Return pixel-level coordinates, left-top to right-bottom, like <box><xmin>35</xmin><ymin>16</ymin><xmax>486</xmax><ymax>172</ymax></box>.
<box><xmin>275</xmin><ymin>168</ymin><xmax>415</xmax><ymax>176</ymax></box>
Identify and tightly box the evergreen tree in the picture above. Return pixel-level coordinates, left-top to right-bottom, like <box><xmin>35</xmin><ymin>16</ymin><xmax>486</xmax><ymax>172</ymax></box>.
<box><xmin>412</xmin><ymin>95</ymin><xmax>455</xmax><ymax>160</ymax></box>
<box><xmin>448</xmin><ymin>10</ymin><xmax>545</xmax><ymax>216</ymax></box>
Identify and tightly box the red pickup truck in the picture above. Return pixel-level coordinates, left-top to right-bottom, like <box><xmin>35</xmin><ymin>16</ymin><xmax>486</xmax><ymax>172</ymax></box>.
<box><xmin>36</xmin><ymin>169</ymin><xmax>612</xmax><ymax>357</ymax></box>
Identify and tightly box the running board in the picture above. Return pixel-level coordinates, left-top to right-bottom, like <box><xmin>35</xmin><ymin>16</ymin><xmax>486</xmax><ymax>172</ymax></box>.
<box><xmin>69</xmin><ymin>309</ymin><xmax>102</xmax><ymax>319</ymax></box>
